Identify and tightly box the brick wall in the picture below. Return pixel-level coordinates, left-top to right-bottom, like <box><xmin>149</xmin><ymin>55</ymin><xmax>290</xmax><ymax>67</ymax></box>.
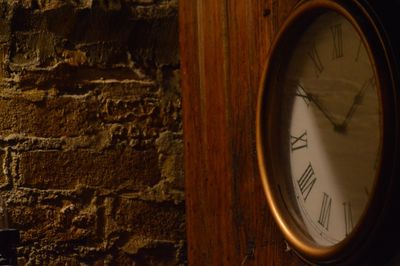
<box><xmin>0</xmin><ymin>0</ymin><xmax>185</xmax><ymax>264</ymax></box>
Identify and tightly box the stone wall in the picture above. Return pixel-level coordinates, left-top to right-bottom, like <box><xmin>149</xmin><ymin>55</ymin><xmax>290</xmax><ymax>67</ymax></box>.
<box><xmin>0</xmin><ymin>0</ymin><xmax>185</xmax><ymax>265</ymax></box>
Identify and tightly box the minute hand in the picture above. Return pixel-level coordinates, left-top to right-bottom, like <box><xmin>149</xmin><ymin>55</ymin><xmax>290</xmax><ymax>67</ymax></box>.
<box><xmin>297</xmin><ymin>83</ymin><xmax>340</xmax><ymax>129</ymax></box>
<box><xmin>308</xmin><ymin>93</ymin><xmax>340</xmax><ymax>129</ymax></box>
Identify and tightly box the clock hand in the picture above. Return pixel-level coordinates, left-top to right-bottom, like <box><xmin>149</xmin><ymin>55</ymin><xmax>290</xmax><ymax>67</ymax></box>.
<box><xmin>309</xmin><ymin>94</ymin><xmax>339</xmax><ymax>127</ymax></box>
<box><xmin>339</xmin><ymin>77</ymin><xmax>375</xmax><ymax>130</ymax></box>
<box><xmin>297</xmin><ymin>84</ymin><xmax>340</xmax><ymax>129</ymax></box>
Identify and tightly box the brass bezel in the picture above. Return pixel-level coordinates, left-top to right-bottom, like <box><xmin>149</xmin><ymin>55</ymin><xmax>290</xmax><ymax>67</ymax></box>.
<box><xmin>257</xmin><ymin>0</ymin><xmax>399</xmax><ymax>264</ymax></box>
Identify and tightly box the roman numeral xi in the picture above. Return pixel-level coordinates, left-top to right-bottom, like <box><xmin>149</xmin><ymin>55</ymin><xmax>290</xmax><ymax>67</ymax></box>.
<box><xmin>308</xmin><ymin>45</ymin><xmax>324</xmax><ymax>77</ymax></box>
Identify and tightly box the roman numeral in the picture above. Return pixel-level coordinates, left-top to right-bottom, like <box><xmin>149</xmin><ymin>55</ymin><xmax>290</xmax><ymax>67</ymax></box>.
<box><xmin>318</xmin><ymin>193</ymin><xmax>332</xmax><ymax>230</ymax></box>
<box><xmin>331</xmin><ymin>24</ymin><xmax>343</xmax><ymax>59</ymax></box>
<box><xmin>297</xmin><ymin>163</ymin><xmax>316</xmax><ymax>201</ymax></box>
<box><xmin>296</xmin><ymin>84</ymin><xmax>311</xmax><ymax>106</ymax></box>
<box><xmin>343</xmin><ymin>202</ymin><xmax>353</xmax><ymax>236</ymax></box>
<box><xmin>308</xmin><ymin>44</ymin><xmax>324</xmax><ymax>78</ymax></box>
<box><xmin>291</xmin><ymin>131</ymin><xmax>308</xmax><ymax>151</ymax></box>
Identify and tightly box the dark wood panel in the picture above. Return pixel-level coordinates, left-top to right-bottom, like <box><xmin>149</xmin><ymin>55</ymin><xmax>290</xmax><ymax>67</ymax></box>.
<box><xmin>180</xmin><ymin>0</ymin><xmax>304</xmax><ymax>265</ymax></box>
<box><xmin>180</xmin><ymin>1</ymin><xmax>237</xmax><ymax>265</ymax></box>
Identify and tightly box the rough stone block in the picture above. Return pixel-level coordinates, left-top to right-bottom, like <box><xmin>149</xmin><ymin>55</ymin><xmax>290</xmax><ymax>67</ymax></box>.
<box><xmin>0</xmin><ymin>96</ymin><xmax>99</xmax><ymax>138</ymax></box>
<box><xmin>18</xmin><ymin>148</ymin><xmax>161</xmax><ymax>190</ymax></box>
<box><xmin>0</xmin><ymin>150</ymin><xmax>7</xmax><ymax>187</ymax></box>
<box><xmin>112</xmin><ymin>198</ymin><xmax>185</xmax><ymax>240</ymax></box>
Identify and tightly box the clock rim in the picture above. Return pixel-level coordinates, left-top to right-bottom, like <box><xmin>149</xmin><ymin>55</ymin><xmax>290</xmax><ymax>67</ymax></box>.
<box><xmin>256</xmin><ymin>0</ymin><xmax>399</xmax><ymax>264</ymax></box>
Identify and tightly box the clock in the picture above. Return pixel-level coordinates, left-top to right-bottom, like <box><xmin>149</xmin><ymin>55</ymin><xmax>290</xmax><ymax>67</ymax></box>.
<box><xmin>256</xmin><ymin>0</ymin><xmax>400</xmax><ymax>265</ymax></box>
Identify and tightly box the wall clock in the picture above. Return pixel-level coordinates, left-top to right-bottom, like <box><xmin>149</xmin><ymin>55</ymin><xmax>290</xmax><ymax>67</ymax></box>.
<box><xmin>256</xmin><ymin>0</ymin><xmax>400</xmax><ymax>265</ymax></box>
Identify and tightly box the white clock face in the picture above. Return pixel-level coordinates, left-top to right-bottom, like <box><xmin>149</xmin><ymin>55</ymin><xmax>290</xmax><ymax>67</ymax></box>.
<box><xmin>278</xmin><ymin>12</ymin><xmax>382</xmax><ymax>246</ymax></box>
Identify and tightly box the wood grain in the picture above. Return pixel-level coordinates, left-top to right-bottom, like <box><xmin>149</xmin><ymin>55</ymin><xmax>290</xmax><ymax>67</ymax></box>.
<box><xmin>180</xmin><ymin>0</ymin><xmax>304</xmax><ymax>264</ymax></box>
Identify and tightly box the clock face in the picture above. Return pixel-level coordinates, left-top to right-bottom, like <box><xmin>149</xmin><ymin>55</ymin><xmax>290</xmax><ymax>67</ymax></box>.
<box><xmin>275</xmin><ymin>11</ymin><xmax>382</xmax><ymax>246</ymax></box>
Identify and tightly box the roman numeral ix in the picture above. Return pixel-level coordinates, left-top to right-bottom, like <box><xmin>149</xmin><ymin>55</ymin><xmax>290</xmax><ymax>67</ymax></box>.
<box><xmin>297</xmin><ymin>163</ymin><xmax>317</xmax><ymax>201</ymax></box>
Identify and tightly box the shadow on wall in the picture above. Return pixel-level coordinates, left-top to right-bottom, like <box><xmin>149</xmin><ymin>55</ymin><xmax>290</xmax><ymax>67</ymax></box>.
<box><xmin>0</xmin><ymin>0</ymin><xmax>185</xmax><ymax>265</ymax></box>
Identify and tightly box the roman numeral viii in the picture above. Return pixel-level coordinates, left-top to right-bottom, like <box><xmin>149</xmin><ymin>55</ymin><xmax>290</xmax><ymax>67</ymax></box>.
<box><xmin>318</xmin><ymin>193</ymin><xmax>332</xmax><ymax>230</ymax></box>
<box><xmin>331</xmin><ymin>24</ymin><xmax>343</xmax><ymax>59</ymax></box>
<box><xmin>308</xmin><ymin>44</ymin><xmax>324</xmax><ymax>78</ymax></box>
<box><xmin>297</xmin><ymin>163</ymin><xmax>316</xmax><ymax>201</ymax></box>
<box><xmin>291</xmin><ymin>131</ymin><xmax>308</xmax><ymax>151</ymax></box>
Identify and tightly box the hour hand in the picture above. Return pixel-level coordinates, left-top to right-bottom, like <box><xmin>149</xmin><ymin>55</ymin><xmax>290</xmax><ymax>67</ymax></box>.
<box><xmin>296</xmin><ymin>84</ymin><xmax>340</xmax><ymax>129</ymax></box>
<box><xmin>339</xmin><ymin>77</ymin><xmax>375</xmax><ymax>130</ymax></box>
